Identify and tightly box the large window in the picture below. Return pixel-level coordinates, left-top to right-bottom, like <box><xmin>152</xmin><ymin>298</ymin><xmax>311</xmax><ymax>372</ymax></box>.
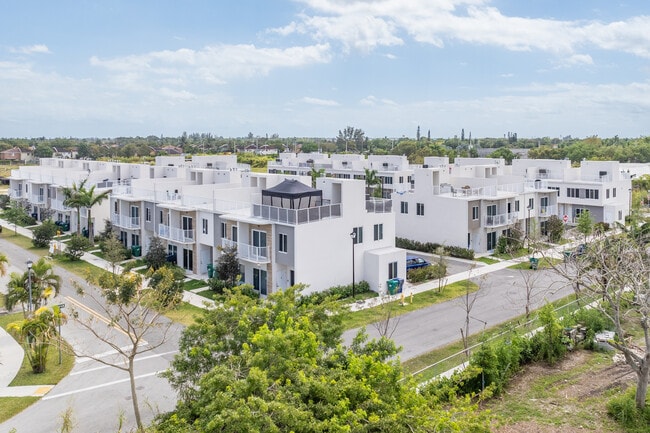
<box><xmin>567</xmin><ymin>188</ymin><xmax>579</xmax><ymax>198</ymax></box>
<box><xmin>487</xmin><ymin>231</ymin><xmax>497</xmax><ymax>251</ymax></box>
<box><xmin>528</xmin><ymin>198</ymin><xmax>534</xmax><ymax>209</ymax></box>
<box><xmin>145</xmin><ymin>207</ymin><xmax>151</xmax><ymax>222</ymax></box>
<box><xmin>400</xmin><ymin>201</ymin><xmax>408</xmax><ymax>214</ymax></box>
<box><xmin>374</xmin><ymin>223</ymin><xmax>383</xmax><ymax>241</ymax></box>
<box><xmin>202</xmin><ymin>218</ymin><xmax>208</xmax><ymax>234</ymax></box>
<box><xmin>352</xmin><ymin>226</ymin><xmax>363</xmax><ymax>244</ymax></box>
<box><xmin>585</xmin><ymin>189</ymin><xmax>599</xmax><ymax>199</ymax></box>
<box><xmin>278</xmin><ymin>233</ymin><xmax>288</xmax><ymax>253</ymax></box>
<box><xmin>472</xmin><ymin>206</ymin><xmax>479</xmax><ymax>220</ymax></box>
<box><xmin>252</xmin><ymin>230</ymin><xmax>268</xmax><ymax>258</ymax></box>
<box><xmin>221</xmin><ymin>222</ymin><xmax>227</xmax><ymax>239</ymax></box>
<box><xmin>388</xmin><ymin>261</ymin><xmax>398</xmax><ymax>279</ymax></box>
<box><xmin>416</xmin><ymin>203</ymin><xmax>424</xmax><ymax>216</ymax></box>
<box><xmin>254</xmin><ymin>268</ymin><xmax>268</xmax><ymax>295</ymax></box>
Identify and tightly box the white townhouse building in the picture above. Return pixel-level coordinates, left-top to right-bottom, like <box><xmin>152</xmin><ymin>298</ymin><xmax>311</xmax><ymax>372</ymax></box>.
<box><xmin>268</xmin><ymin>152</ymin><xmax>412</xmax><ymax>198</ymax></box>
<box><xmin>509</xmin><ymin>159</ymin><xmax>632</xmax><ymax>225</ymax></box>
<box><xmin>394</xmin><ymin>157</ymin><xmax>558</xmax><ymax>253</ymax></box>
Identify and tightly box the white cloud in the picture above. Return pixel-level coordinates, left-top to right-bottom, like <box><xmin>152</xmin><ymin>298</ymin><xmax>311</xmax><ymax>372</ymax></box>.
<box><xmin>301</xmin><ymin>97</ymin><xmax>339</xmax><ymax>106</ymax></box>
<box><xmin>9</xmin><ymin>44</ymin><xmax>51</xmax><ymax>55</ymax></box>
<box><xmin>286</xmin><ymin>0</ymin><xmax>650</xmax><ymax>60</ymax></box>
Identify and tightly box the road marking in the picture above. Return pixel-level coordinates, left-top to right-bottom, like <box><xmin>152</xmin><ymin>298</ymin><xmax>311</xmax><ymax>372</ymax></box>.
<box><xmin>42</xmin><ymin>371</ymin><xmax>165</xmax><ymax>400</ymax></box>
<box><xmin>65</xmin><ymin>295</ymin><xmax>148</xmax><ymax>345</ymax></box>
<box><xmin>71</xmin><ymin>350</ymin><xmax>178</xmax><ymax>374</ymax></box>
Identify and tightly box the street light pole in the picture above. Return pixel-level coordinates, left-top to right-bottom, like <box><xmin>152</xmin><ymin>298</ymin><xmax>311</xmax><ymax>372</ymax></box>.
<box><xmin>350</xmin><ymin>231</ymin><xmax>356</xmax><ymax>299</ymax></box>
<box><xmin>26</xmin><ymin>259</ymin><xmax>33</xmax><ymax>313</ymax></box>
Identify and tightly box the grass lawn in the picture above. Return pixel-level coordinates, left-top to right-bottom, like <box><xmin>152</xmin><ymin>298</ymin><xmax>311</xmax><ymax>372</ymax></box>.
<box><xmin>165</xmin><ymin>302</ymin><xmax>204</xmax><ymax>326</ymax></box>
<box><xmin>508</xmin><ymin>256</ymin><xmax>562</xmax><ymax>271</ymax></box>
<box><xmin>341</xmin><ymin>280</ymin><xmax>478</xmax><ymax>330</ymax></box>
<box><xmin>183</xmin><ymin>279</ymin><xmax>208</xmax><ymax>291</ymax></box>
<box><xmin>0</xmin><ymin>397</ymin><xmax>39</xmax><ymax>424</ymax></box>
<box><xmin>476</xmin><ymin>257</ymin><xmax>500</xmax><ymax>265</ymax></box>
<box><xmin>0</xmin><ymin>227</ymin><xmax>49</xmax><ymax>256</ymax></box>
<box><xmin>0</xmin><ymin>312</ymin><xmax>76</xmax><ymax>423</ymax></box>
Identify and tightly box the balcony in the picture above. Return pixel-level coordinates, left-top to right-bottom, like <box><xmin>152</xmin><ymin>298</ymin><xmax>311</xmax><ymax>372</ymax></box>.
<box><xmin>484</xmin><ymin>212</ymin><xmax>518</xmax><ymax>227</ymax></box>
<box><xmin>51</xmin><ymin>199</ymin><xmax>71</xmax><ymax>212</ymax></box>
<box><xmin>158</xmin><ymin>224</ymin><xmax>195</xmax><ymax>244</ymax></box>
<box><xmin>9</xmin><ymin>189</ymin><xmax>22</xmax><ymax>199</ymax></box>
<box><xmin>111</xmin><ymin>214</ymin><xmax>141</xmax><ymax>229</ymax></box>
<box><xmin>366</xmin><ymin>198</ymin><xmax>392</xmax><ymax>213</ymax></box>
<box><xmin>252</xmin><ymin>203</ymin><xmax>341</xmax><ymax>225</ymax></box>
<box><xmin>222</xmin><ymin>239</ymin><xmax>270</xmax><ymax>264</ymax></box>
<box><xmin>538</xmin><ymin>205</ymin><xmax>557</xmax><ymax>217</ymax></box>
<box><xmin>30</xmin><ymin>194</ymin><xmax>46</xmax><ymax>204</ymax></box>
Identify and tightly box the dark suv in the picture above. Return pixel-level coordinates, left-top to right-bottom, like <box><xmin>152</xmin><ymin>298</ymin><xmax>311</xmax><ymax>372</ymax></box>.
<box><xmin>406</xmin><ymin>255</ymin><xmax>430</xmax><ymax>270</ymax></box>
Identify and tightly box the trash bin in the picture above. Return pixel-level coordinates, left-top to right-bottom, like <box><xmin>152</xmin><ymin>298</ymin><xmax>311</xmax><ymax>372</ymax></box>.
<box><xmin>529</xmin><ymin>257</ymin><xmax>539</xmax><ymax>270</ymax></box>
<box><xmin>166</xmin><ymin>253</ymin><xmax>177</xmax><ymax>264</ymax></box>
<box><xmin>396</xmin><ymin>278</ymin><xmax>404</xmax><ymax>294</ymax></box>
<box><xmin>387</xmin><ymin>279</ymin><xmax>399</xmax><ymax>295</ymax></box>
<box><xmin>131</xmin><ymin>245</ymin><xmax>142</xmax><ymax>257</ymax></box>
<box><xmin>62</xmin><ymin>222</ymin><xmax>70</xmax><ymax>231</ymax></box>
<box><xmin>207</xmin><ymin>263</ymin><xmax>215</xmax><ymax>278</ymax></box>
<box><xmin>82</xmin><ymin>227</ymin><xmax>89</xmax><ymax>238</ymax></box>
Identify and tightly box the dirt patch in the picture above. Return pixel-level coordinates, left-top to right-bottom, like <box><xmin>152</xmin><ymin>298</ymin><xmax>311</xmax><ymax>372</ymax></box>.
<box><xmin>491</xmin><ymin>350</ymin><xmax>634</xmax><ymax>433</ymax></box>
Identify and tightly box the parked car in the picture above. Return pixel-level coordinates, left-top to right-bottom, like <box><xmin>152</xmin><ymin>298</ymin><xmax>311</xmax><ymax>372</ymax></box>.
<box><xmin>406</xmin><ymin>255</ymin><xmax>430</xmax><ymax>270</ymax></box>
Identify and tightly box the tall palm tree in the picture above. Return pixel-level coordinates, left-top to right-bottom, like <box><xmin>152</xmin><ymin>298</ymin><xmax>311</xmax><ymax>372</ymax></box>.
<box><xmin>79</xmin><ymin>184</ymin><xmax>111</xmax><ymax>244</ymax></box>
<box><xmin>309</xmin><ymin>167</ymin><xmax>325</xmax><ymax>188</ymax></box>
<box><xmin>5</xmin><ymin>272</ymin><xmax>28</xmax><ymax>314</ymax></box>
<box><xmin>28</xmin><ymin>258</ymin><xmax>61</xmax><ymax>310</ymax></box>
<box><xmin>0</xmin><ymin>252</ymin><xmax>8</xmax><ymax>277</ymax></box>
<box><xmin>62</xmin><ymin>179</ymin><xmax>88</xmax><ymax>235</ymax></box>
<box><xmin>364</xmin><ymin>168</ymin><xmax>382</xmax><ymax>198</ymax></box>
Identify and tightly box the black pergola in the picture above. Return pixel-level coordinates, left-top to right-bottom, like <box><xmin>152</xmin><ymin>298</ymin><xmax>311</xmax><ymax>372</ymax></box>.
<box><xmin>261</xmin><ymin>179</ymin><xmax>322</xmax><ymax>209</ymax></box>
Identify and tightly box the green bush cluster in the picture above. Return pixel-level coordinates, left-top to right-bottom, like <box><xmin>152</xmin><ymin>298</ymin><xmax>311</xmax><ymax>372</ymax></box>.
<box><xmin>299</xmin><ymin>281</ymin><xmax>371</xmax><ymax>305</ymax></box>
<box><xmin>407</xmin><ymin>262</ymin><xmax>446</xmax><ymax>283</ymax></box>
<box><xmin>396</xmin><ymin>237</ymin><xmax>474</xmax><ymax>260</ymax></box>
<box><xmin>31</xmin><ymin>220</ymin><xmax>58</xmax><ymax>248</ymax></box>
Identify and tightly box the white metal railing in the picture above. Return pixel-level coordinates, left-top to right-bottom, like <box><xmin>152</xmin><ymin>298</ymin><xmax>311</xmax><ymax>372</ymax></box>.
<box><xmin>366</xmin><ymin>198</ymin><xmax>392</xmax><ymax>213</ymax></box>
<box><xmin>538</xmin><ymin>205</ymin><xmax>557</xmax><ymax>217</ymax></box>
<box><xmin>158</xmin><ymin>224</ymin><xmax>194</xmax><ymax>243</ymax></box>
<box><xmin>51</xmin><ymin>199</ymin><xmax>71</xmax><ymax>212</ymax></box>
<box><xmin>9</xmin><ymin>189</ymin><xmax>22</xmax><ymax>199</ymax></box>
<box><xmin>222</xmin><ymin>239</ymin><xmax>270</xmax><ymax>263</ymax></box>
<box><xmin>484</xmin><ymin>212</ymin><xmax>518</xmax><ymax>227</ymax></box>
<box><xmin>111</xmin><ymin>214</ymin><xmax>140</xmax><ymax>229</ymax></box>
<box><xmin>524</xmin><ymin>179</ymin><xmax>550</xmax><ymax>190</ymax></box>
<box><xmin>30</xmin><ymin>194</ymin><xmax>46</xmax><ymax>204</ymax></box>
<box><xmin>252</xmin><ymin>203</ymin><xmax>342</xmax><ymax>224</ymax></box>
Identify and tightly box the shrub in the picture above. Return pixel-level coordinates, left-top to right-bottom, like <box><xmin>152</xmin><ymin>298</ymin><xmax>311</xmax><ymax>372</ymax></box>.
<box><xmin>65</xmin><ymin>234</ymin><xmax>91</xmax><ymax>260</ymax></box>
<box><xmin>32</xmin><ymin>220</ymin><xmax>58</xmax><ymax>248</ymax></box>
<box><xmin>531</xmin><ymin>304</ymin><xmax>566</xmax><ymax>365</ymax></box>
<box><xmin>299</xmin><ymin>281</ymin><xmax>371</xmax><ymax>305</ymax></box>
<box><xmin>607</xmin><ymin>387</ymin><xmax>650</xmax><ymax>431</ymax></box>
<box><xmin>407</xmin><ymin>262</ymin><xmax>446</xmax><ymax>283</ymax></box>
<box><xmin>395</xmin><ymin>237</ymin><xmax>474</xmax><ymax>260</ymax></box>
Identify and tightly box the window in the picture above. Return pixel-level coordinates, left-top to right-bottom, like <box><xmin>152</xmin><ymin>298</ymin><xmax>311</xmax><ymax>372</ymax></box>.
<box><xmin>472</xmin><ymin>206</ymin><xmax>479</xmax><ymax>220</ymax></box>
<box><xmin>145</xmin><ymin>207</ymin><xmax>151</xmax><ymax>222</ymax></box>
<box><xmin>182</xmin><ymin>216</ymin><xmax>193</xmax><ymax>240</ymax></box>
<box><xmin>540</xmin><ymin>220</ymin><xmax>548</xmax><ymax>236</ymax></box>
<box><xmin>231</xmin><ymin>226</ymin><xmax>238</xmax><ymax>242</ymax></box>
<box><xmin>618</xmin><ymin>210</ymin><xmax>623</xmax><ymax>220</ymax></box>
<box><xmin>131</xmin><ymin>234</ymin><xmax>140</xmax><ymax>247</ymax></box>
<box><xmin>567</xmin><ymin>188</ymin><xmax>579</xmax><ymax>198</ymax></box>
<box><xmin>585</xmin><ymin>189</ymin><xmax>599</xmax><ymax>199</ymax></box>
<box><xmin>388</xmin><ymin>261</ymin><xmax>398</xmax><ymax>279</ymax></box>
<box><xmin>575</xmin><ymin>208</ymin><xmax>586</xmax><ymax>218</ymax></box>
<box><xmin>549</xmin><ymin>186</ymin><xmax>560</xmax><ymax>196</ymax></box>
<box><xmin>416</xmin><ymin>203</ymin><xmax>424</xmax><ymax>216</ymax></box>
<box><xmin>202</xmin><ymin>218</ymin><xmax>208</xmax><ymax>234</ymax></box>
<box><xmin>374</xmin><ymin>223</ymin><xmax>383</xmax><ymax>241</ymax></box>
<box><xmin>540</xmin><ymin>196</ymin><xmax>549</xmax><ymax>208</ymax></box>
<box><xmin>159</xmin><ymin>210</ymin><xmax>164</xmax><ymax>224</ymax></box>
<box><xmin>254</xmin><ymin>268</ymin><xmax>268</xmax><ymax>295</ymax></box>
<box><xmin>606</xmin><ymin>189</ymin><xmax>610</xmax><ymax>199</ymax></box>
<box><xmin>398</xmin><ymin>176</ymin><xmax>404</xmax><ymax>183</ymax></box>
<box><xmin>252</xmin><ymin>230</ymin><xmax>268</xmax><ymax>258</ymax></box>
<box><xmin>613</xmin><ymin>188</ymin><xmax>617</xmax><ymax>197</ymax></box>
<box><xmin>278</xmin><ymin>233</ymin><xmax>288</xmax><ymax>253</ymax></box>
<box><xmin>221</xmin><ymin>222</ymin><xmax>227</xmax><ymax>238</ymax></box>
<box><xmin>113</xmin><ymin>201</ymin><xmax>118</xmax><ymax>214</ymax></box>
<box><xmin>528</xmin><ymin>198</ymin><xmax>534</xmax><ymax>209</ymax></box>
<box><xmin>352</xmin><ymin>226</ymin><xmax>363</xmax><ymax>244</ymax></box>
<box><xmin>400</xmin><ymin>201</ymin><xmax>408</xmax><ymax>214</ymax></box>
<box><xmin>515</xmin><ymin>200</ymin><xmax>520</xmax><ymax>212</ymax></box>
<box><xmin>487</xmin><ymin>232</ymin><xmax>497</xmax><ymax>250</ymax></box>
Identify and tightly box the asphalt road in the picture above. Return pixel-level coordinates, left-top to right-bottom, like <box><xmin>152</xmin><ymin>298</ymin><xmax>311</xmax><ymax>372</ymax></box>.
<box><xmin>344</xmin><ymin>263</ymin><xmax>575</xmax><ymax>361</ymax></box>
<box><xmin>0</xmin><ymin>237</ymin><xmax>183</xmax><ymax>433</ymax></box>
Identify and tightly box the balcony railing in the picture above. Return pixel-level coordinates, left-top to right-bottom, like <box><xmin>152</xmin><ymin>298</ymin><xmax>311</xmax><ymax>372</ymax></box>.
<box><xmin>252</xmin><ymin>203</ymin><xmax>341</xmax><ymax>225</ymax></box>
<box><xmin>50</xmin><ymin>198</ymin><xmax>71</xmax><ymax>212</ymax></box>
<box><xmin>222</xmin><ymin>239</ymin><xmax>270</xmax><ymax>264</ymax></box>
<box><xmin>30</xmin><ymin>194</ymin><xmax>46</xmax><ymax>204</ymax></box>
<box><xmin>111</xmin><ymin>214</ymin><xmax>141</xmax><ymax>229</ymax></box>
<box><xmin>9</xmin><ymin>189</ymin><xmax>22</xmax><ymax>199</ymax></box>
<box><xmin>538</xmin><ymin>205</ymin><xmax>557</xmax><ymax>217</ymax></box>
<box><xmin>158</xmin><ymin>224</ymin><xmax>195</xmax><ymax>243</ymax></box>
<box><xmin>366</xmin><ymin>198</ymin><xmax>392</xmax><ymax>213</ymax></box>
<box><xmin>484</xmin><ymin>212</ymin><xmax>518</xmax><ymax>227</ymax></box>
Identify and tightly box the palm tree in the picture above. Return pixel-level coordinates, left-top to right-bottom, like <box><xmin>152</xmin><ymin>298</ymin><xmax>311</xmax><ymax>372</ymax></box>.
<box><xmin>78</xmin><ymin>184</ymin><xmax>111</xmax><ymax>244</ymax></box>
<box><xmin>62</xmin><ymin>179</ymin><xmax>88</xmax><ymax>236</ymax></box>
<box><xmin>0</xmin><ymin>252</ymin><xmax>8</xmax><ymax>277</ymax></box>
<box><xmin>28</xmin><ymin>258</ymin><xmax>61</xmax><ymax>310</ymax></box>
<box><xmin>309</xmin><ymin>167</ymin><xmax>325</xmax><ymax>188</ymax></box>
<box><xmin>5</xmin><ymin>272</ymin><xmax>28</xmax><ymax>314</ymax></box>
<box><xmin>364</xmin><ymin>168</ymin><xmax>382</xmax><ymax>198</ymax></box>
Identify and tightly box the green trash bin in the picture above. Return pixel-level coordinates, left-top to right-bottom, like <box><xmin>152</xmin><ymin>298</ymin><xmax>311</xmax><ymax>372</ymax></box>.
<box><xmin>62</xmin><ymin>222</ymin><xmax>70</xmax><ymax>231</ymax></box>
<box><xmin>207</xmin><ymin>264</ymin><xmax>215</xmax><ymax>278</ymax></box>
<box><xmin>529</xmin><ymin>257</ymin><xmax>539</xmax><ymax>270</ymax></box>
<box><xmin>131</xmin><ymin>245</ymin><xmax>142</xmax><ymax>257</ymax></box>
<box><xmin>387</xmin><ymin>279</ymin><xmax>399</xmax><ymax>295</ymax></box>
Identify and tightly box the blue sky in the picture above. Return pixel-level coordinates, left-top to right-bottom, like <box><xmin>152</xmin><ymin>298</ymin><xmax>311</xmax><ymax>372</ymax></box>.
<box><xmin>1</xmin><ymin>0</ymin><xmax>650</xmax><ymax>139</ymax></box>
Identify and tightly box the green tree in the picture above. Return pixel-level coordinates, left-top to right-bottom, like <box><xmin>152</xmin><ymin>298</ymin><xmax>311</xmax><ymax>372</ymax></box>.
<box><xmin>364</xmin><ymin>167</ymin><xmax>382</xmax><ymax>198</ymax></box>
<box><xmin>64</xmin><ymin>233</ymin><xmax>91</xmax><ymax>261</ymax></box>
<box><xmin>157</xmin><ymin>287</ymin><xmax>491</xmax><ymax>432</ymax></box>
<box><xmin>144</xmin><ymin>236</ymin><xmax>168</xmax><ymax>271</ymax></box>
<box><xmin>7</xmin><ymin>305</ymin><xmax>66</xmax><ymax>373</ymax></box>
<box><xmin>576</xmin><ymin>210</ymin><xmax>593</xmax><ymax>242</ymax></box>
<box><xmin>33</xmin><ymin>143</ymin><xmax>54</xmax><ymax>158</ymax></box>
<box><xmin>27</xmin><ymin>257</ymin><xmax>61</xmax><ymax>310</ymax></box>
<box><xmin>101</xmin><ymin>234</ymin><xmax>127</xmax><ymax>273</ymax></box>
<box><xmin>31</xmin><ymin>219</ymin><xmax>58</xmax><ymax>248</ymax></box>
<box><xmin>5</xmin><ymin>272</ymin><xmax>29</xmax><ymax>314</ymax></box>
<box><xmin>546</xmin><ymin>214</ymin><xmax>565</xmax><ymax>243</ymax></box>
<box><xmin>146</xmin><ymin>266</ymin><xmax>185</xmax><ymax>308</ymax></box>
<box><xmin>309</xmin><ymin>167</ymin><xmax>325</xmax><ymax>188</ymax></box>
<box><xmin>215</xmin><ymin>244</ymin><xmax>240</xmax><ymax>288</ymax></box>
<box><xmin>62</xmin><ymin>180</ymin><xmax>88</xmax><ymax>236</ymax></box>
<box><xmin>0</xmin><ymin>252</ymin><xmax>7</xmax><ymax>277</ymax></box>
<box><xmin>488</xmin><ymin>147</ymin><xmax>517</xmax><ymax>164</ymax></box>
<box><xmin>77</xmin><ymin>183</ymin><xmax>110</xmax><ymax>244</ymax></box>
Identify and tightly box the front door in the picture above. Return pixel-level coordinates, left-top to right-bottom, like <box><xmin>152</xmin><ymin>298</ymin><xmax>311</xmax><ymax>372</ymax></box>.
<box><xmin>487</xmin><ymin>231</ymin><xmax>497</xmax><ymax>251</ymax></box>
<box><xmin>183</xmin><ymin>248</ymin><xmax>193</xmax><ymax>271</ymax></box>
<box><xmin>254</xmin><ymin>268</ymin><xmax>268</xmax><ymax>295</ymax></box>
